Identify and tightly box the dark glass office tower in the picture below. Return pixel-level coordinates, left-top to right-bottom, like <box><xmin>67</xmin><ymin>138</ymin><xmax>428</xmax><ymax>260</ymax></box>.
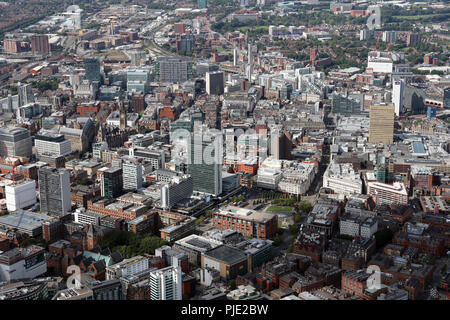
<box><xmin>84</xmin><ymin>57</ymin><xmax>102</xmax><ymax>83</ymax></box>
<box><xmin>187</xmin><ymin>136</ymin><xmax>222</xmax><ymax>196</ymax></box>
<box><xmin>101</xmin><ymin>167</ymin><xmax>123</xmax><ymax>199</ymax></box>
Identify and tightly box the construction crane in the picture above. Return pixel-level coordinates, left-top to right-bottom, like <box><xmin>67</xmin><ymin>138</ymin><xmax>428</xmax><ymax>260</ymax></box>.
<box><xmin>0</xmin><ymin>142</ymin><xmax>15</xmax><ymax>182</ymax></box>
<box><xmin>373</xmin><ymin>32</ymin><xmax>382</xmax><ymax>55</ymax></box>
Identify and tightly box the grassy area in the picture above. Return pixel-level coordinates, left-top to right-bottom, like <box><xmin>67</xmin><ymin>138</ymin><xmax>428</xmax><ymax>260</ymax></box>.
<box><xmin>266</xmin><ymin>206</ymin><xmax>294</xmax><ymax>213</ymax></box>
<box><xmin>392</xmin><ymin>14</ymin><xmax>446</xmax><ymax>21</ymax></box>
<box><xmin>237</xmin><ymin>26</ymin><xmax>269</xmax><ymax>33</ymax></box>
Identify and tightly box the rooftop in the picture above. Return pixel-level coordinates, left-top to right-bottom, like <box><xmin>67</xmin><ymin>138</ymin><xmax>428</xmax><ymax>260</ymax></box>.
<box><xmin>0</xmin><ymin>210</ymin><xmax>54</xmax><ymax>231</ymax></box>
<box><xmin>203</xmin><ymin>245</ymin><xmax>247</xmax><ymax>265</ymax></box>
<box><xmin>217</xmin><ymin>206</ymin><xmax>275</xmax><ymax>223</ymax></box>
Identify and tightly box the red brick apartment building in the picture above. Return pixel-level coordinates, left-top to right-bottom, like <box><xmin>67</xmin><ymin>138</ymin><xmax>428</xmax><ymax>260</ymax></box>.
<box><xmin>211</xmin><ymin>206</ymin><xmax>278</xmax><ymax>239</ymax></box>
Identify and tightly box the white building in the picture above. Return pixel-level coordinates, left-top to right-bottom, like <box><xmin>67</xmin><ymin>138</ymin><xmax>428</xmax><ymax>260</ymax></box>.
<box><xmin>340</xmin><ymin>215</ymin><xmax>378</xmax><ymax>238</ymax></box>
<box><xmin>382</xmin><ymin>31</ymin><xmax>397</xmax><ymax>43</ymax></box>
<box><xmin>323</xmin><ymin>162</ymin><xmax>362</xmax><ymax>195</ymax></box>
<box><xmin>161</xmin><ymin>175</ymin><xmax>193</xmax><ymax>209</ymax></box>
<box><xmin>106</xmin><ymin>256</ymin><xmax>150</xmax><ymax>280</ymax></box>
<box><xmin>367</xmin><ymin>181</ymin><xmax>408</xmax><ymax>205</ymax></box>
<box><xmin>393</xmin><ymin>79</ymin><xmax>404</xmax><ymax>116</ymax></box>
<box><xmin>122</xmin><ymin>158</ymin><xmax>143</xmax><ymax>191</ymax></box>
<box><xmin>106</xmin><ymin>111</ymin><xmax>139</xmax><ymax>127</ymax></box>
<box><xmin>35</xmin><ymin>130</ymin><xmax>71</xmax><ymax>157</ymax></box>
<box><xmin>278</xmin><ymin>162</ymin><xmax>317</xmax><ymax>195</ymax></box>
<box><xmin>74</xmin><ymin>80</ymin><xmax>95</xmax><ymax>99</ymax></box>
<box><xmin>5</xmin><ymin>179</ymin><xmax>36</xmax><ymax>211</ymax></box>
<box><xmin>149</xmin><ymin>266</ymin><xmax>182</xmax><ymax>300</ymax></box>
<box><xmin>257</xmin><ymin>167</ymin><xmax>282</xmax><ymax>190</ymax></box>
<box><xmin>73</xmin><ymin>208</ymin><xmax>103</xmax><ymax>225</ymax></box>
<box><xmin>367</xmin><ymin>51</ymin><xmax>393</xmax><ymax>74</ymax></box>
<box><xmin>0</xmin><ymin>246</ymin><xmax>47</xmax><ymax>282</ymax></box>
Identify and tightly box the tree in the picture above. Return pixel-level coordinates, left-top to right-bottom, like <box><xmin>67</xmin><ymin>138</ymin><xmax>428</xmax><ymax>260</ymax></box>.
<box><xmin>228</xmin><ymin>280</ymin><xmax>236</xmax><ymax>290</ymax></box>
<box><xmin>289</xmin><ymin>224</ymin><xmax>299</xmax><ymax>235</ymax></box>
<box><xmin>99</xmin><ymin>231</ymin><xmax>168</xmax><ymax>258</ymax></box>
<box><xmin>0</xmin><ymin>210</ymin><xmax>8</xmax><ymax>217</ymax></box>
<box><xmin>298</xmin><ymin>201</ymin><xmax>312</xmax><ymax>214</ymax></box>
<box><xmin>272</xmin><ymin>235</ymin><xmax>282</xmax><ymax>247</ymax></box>
<box><xmin>205</xmin><ymin>210</ymin><xmax>213</xmax><ymax>218</ymax></box>
<box><xmin>294</xmin><ymin>212</ymin><xmax>302</xmax><ymax>224</ymax></box>
<box><xmin>196</xmin><ymin>216</ymin><xmax>205</xmax><ymax>225</ymax></box>
<box><xmin>20</xmin><ymin>237</ymin><xmax>47</xmax><ymax>249</ymax></box>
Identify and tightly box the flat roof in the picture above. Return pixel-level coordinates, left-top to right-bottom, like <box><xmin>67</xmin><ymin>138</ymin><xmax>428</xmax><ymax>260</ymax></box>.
<box><xmin>0</xmin><ymin>210</ymin><xmax>53</xmax><ymax>231</ymax></box>
<box><xmin>175</xmin><ymin>234</ymin><xmax>222</xmax><ymax>252</ymax></box>
<box><xmin>217</xmin><ymin>206</ymin><xmax>274</xmax><ymax>223</ymax></box>
<box><xmin>203</xmin><ymin>245</ymin><xmax>247</xmax><ymax>265</ymax></box>
<box><xmin>412</xmin><ymin>141</ymin><xmax>426</xmax><ymax>154</ymax></box>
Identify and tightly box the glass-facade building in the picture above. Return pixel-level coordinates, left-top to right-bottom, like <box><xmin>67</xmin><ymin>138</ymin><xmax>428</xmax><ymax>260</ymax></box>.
<box><xmin>187</xmin><ymin>137</ymin><xmax>222</xmax><ymax>196</ymax></box>
<box><xmin>85</xmin><ymin>57</ymin><xmax>102</xmax><ymax>83</ymax></box>
<box><xmin>101</xmin><ymin>167</ymin><xmax>123</xmax><ymax>199</ymax></box>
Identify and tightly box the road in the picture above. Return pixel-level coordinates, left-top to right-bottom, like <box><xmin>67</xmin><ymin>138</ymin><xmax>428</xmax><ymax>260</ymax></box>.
<box><xmin>139</xmin><ymin>15</ymin><xmax>178</xmax><ymax>57</ymax></box>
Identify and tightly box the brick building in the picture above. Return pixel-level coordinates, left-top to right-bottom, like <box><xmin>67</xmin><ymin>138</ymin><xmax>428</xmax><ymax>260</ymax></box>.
<box><xmin>211</xmin><ymin>206</ymin><xmax>278</xmax><ymax>239</ymax></box>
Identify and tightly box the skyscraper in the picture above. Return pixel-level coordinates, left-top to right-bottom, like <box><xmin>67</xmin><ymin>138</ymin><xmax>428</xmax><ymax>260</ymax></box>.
<box><xmin>149</xmin><ymin>266</ymin><xmax>182</xmax><ymax>300</ymax></box>
<box><xmin>101</xmin><ymin>167</ymin><xmax>123</xmax><ymax>199</ymax></box>
<box><xmin>18</xmin><ymin>83</ymin><xmax>34</xmax><ymax>107</ymax></box>
<box><xmin>369</xmin><ymin>105</ymin><xmax>395</xmax><ymax>145</ymax></box>
<box><xmin>270</xmin><ymin>126</ymin><xmax>292</xmax><ymax>160</ymax></box>
<box><xmin>122</xmin><ymin>158</ymin><xmax>143</xmax><ymax>191</ymax></box>
<box><xmin>154</xmin><ymin>57</ymin><xmax>194</xmax><ymax>83</ymax></box>
<box><xmin>0</xmin><ymin>126</ymin><xmax>32</xmax><ymax>158</ymax></box>
<box><xmin>206</xmin><ymin>71</ymin><xmax>224</xmax><ymax>95</ymax></box>
<box><xmin>187</xmin><ymin>134</ymin><xmax>222</xmax><ymax>196</ymax></box>
<box><xmin>84</xmin><ymin>57</ymin><xmax>102</xmax><ymax>83</ymax></box>
<box><xmin>393</xmin><ymin>79</ymin><xmax>404</xmax><ymax>117</ymax></box>
<box><xmin>38</xmin><ymin>167</ymin><xmax>71</xmax><ymax>217</ymax></box>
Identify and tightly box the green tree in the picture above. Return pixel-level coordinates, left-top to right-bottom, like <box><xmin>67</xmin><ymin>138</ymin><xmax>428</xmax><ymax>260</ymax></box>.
<box><xmin>228</xmin><ymin>280</ymin><xmax>236</xmax><ymax>290</ymax></box>
<box><xmin>20</xmin><ymin>237</ymin><xmax>47</xmax><ymax>249</ymax></box>
<box><xmin>272</xmin><ymin>235</ymin><xmax>282</xmax><ymax>247</ymax></box>
<box><xmin>298</xmin><ymin>201</ymin><xmax>312</xmax><ymax>214</ymax></box>
<box><xmin>196</xmin><ymin>216</ymin><xmax>206</xmax><ymax>225</ymax></box>
<box><xmin>205</xmin><ymin>210</ymin><xmax>213</xmax><ymax>218</ymax></box>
